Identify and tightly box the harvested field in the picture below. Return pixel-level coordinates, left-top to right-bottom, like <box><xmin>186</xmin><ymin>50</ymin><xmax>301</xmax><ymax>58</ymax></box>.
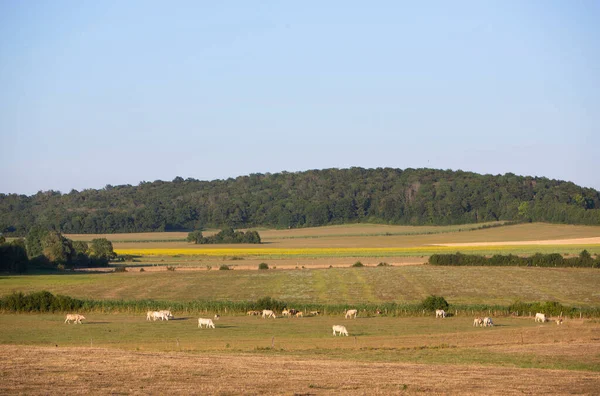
<box><xmin>1</xmin><ymin>345</ymin><xmax>599</xmax><ymax>395</ymax></box>
<box><xmin>2</xmin><ymin>266</ymin><xmax>600</xmax><ymax>305</ymax></box>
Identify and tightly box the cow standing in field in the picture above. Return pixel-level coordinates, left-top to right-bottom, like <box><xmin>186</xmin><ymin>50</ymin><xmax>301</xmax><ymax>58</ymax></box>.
<box><xmin>214</xmin><ymin>314</ymin><xmax>220</xmax><ymax>320</ymax></box>
<box><xmin>198</xmin><ymin>318</ymin><xmax>215</xmax><ymax>329</ymax></box>
<box><xmin>332</xmin><ymin>325</ymin><xmax>349</xmax><ymax>336</ymax></box>
<box><xmin>435</xmin><ymin>309</ymin><xmax>446</xmax><ymax>318</ymax></box>
<box><xmin>262</xmin><ymin>310</ymin><xmax>276</xmax><ymax>319</ymax></box>
<box><xmin>65</xmin><ymin>314</ymin><xmax>85</xmax><ymax>324</ymax></box>
<box><xmin>556</xmin><ymin>318</ymin><xmax>563</xmax><ymax>325</ymax></box>
<box><xmin>310</xmin><ymin>311</ymin><xmax>320</xmax><ymax>316</ymax></box>
<box><xmin>247</xmin><ymin>310</ymin><xmax>261</xmax><ymax>316</ymax></box>
<box><xmin>345</xmin><ymin>309</ymin><xmax>358</xmax><ymax>319</ymax></box>
<box><xmin>483</xmin><ymin>317</ymin><xmax>494</xmax><ymax>327</ymax></box>
<box><xmin>282</xmin><ymin>309</ymin><xmax>290</xmax><ymax>317</ymax></box>
<box><xmin>295</xmin><ymin>311</ymin><xmax>303</xmax><ymax>318</ymax></box>
<box><xmin>159</xmin><ymin>310</ymin><xmax>173</xmax><ymax>320</ymax></box>
<box><xmin>473</xmin><ymin>317</ymin><xmax>483</xmax><ymax>327</ymax></box>
<box><xmin>535</xmin><ymin>313</ymin><xmax>547</xmax><ymax>323</ymax></box>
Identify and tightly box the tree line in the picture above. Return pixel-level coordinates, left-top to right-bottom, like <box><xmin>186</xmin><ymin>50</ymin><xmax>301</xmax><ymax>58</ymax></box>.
<box><xmin>186</xmin><ymin>228</ymin><xmax>261</xmax><ymax>244</ymax></box>
<box><xmin>429</xmin><ymin>251</ymin><xmax>600</xmax><ymax>268</ymax></box>
<box><xmin>2</xmin><ymin>291</ymin><xmax>599</xmax><ymax>318</ymax></box>
<box><xmin>0</xmin><ymin>227</ymin><xmax>116</xmax><ymax>273</ymax></box>
<box><xmin>1</xmin><ymin>167</ymin><xmax>599</xmax><ymax>235</ymax></box>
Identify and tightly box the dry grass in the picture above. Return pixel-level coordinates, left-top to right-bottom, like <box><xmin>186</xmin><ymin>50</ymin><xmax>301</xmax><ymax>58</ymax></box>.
<box><xmin>1</xmin><ymin>344</ymin><xmax>599</xmax><ymax>395</ymax></box>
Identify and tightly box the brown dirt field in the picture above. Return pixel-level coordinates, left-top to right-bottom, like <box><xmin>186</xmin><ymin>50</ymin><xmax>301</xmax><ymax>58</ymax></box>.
<box><xmin>1</xmin><ymin>345</ymin><xmax>598</xmax><ymax>395</ymax></box>
<box><xmin>436</xmin><ymin>237</ymin><xmax>600</xmax><ymax>247</ymax></box>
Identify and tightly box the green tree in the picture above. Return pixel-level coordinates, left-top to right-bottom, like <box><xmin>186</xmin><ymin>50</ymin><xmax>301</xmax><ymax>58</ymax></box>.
<box><xmin>186</xmin><ymin>230</ymin><xmax>205</xmax><ymax>244</ymax></box>
<box><xmin>89</xmin><ymin>238</ymin><xmax>116</xmax><ymax>262</ymax></box>
<box><xmin>25</xmin><ymin>226</ymin><xmax>48</xmax><ymax>259</ymax></box>
<box><xmin>41</xmin><ymin>231</ymin><xmax>74</xmax><ymax>265</ymax></box>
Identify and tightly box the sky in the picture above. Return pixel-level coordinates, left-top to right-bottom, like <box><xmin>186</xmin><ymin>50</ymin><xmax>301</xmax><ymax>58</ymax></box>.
<box><xmin>1</xmin><ymin>1</ymin><xmax>598</xmax><ymax>195</ymax></box>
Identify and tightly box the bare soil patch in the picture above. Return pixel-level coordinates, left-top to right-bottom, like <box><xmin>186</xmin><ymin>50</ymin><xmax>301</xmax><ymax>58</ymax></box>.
<box><xmin>1</xmin><ymin>345</ymin><xmax>598</xmax><ymax>395</ymax></box>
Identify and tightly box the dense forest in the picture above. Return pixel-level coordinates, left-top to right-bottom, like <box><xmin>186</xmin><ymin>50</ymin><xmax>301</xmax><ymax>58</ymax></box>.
<box><xmin>1</xmin><ymin>168</ymin><xmax>599</xmax><ymax>235</ymax></box>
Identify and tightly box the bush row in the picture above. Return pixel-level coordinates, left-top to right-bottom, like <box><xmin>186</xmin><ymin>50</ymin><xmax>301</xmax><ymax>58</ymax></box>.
<box><xmin>429</xmin><ymin>251</ymin><xmax>600</xmax><ymax>268</ymax></box>
<box><xmin>1</xmin><ymin>291</ymin><xmax>599</xmax><ymax>318</ymax></box>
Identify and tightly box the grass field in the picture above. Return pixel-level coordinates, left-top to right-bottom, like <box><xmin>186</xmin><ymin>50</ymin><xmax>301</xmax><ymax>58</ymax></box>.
<box><xmin>1</xmin><ymin>313</ymin><xmax>598</xmax><ymax>371</ymax></box>
<box><xmin>4</xmin><ymin>222</ymin><xmax>600</xmax><ymax>394</ymax></box>
<box><xmin>1</xmin><ymin>313</ymin><xmax>599</xmax><ymax>394</ymax></box>
<box><xmin>2</xmin><ymin>266</ymin><xmax>599</xmax><ymax>306</ymax></box>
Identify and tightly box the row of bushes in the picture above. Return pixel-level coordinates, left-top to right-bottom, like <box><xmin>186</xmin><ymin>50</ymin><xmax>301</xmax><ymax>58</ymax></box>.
<box><xmin>429</xmin><ymin>251</ymin><xmax>600</xmax><ymax>268</ymax></box>
<box><xmin>2</xmin><ymin>291</ymin><xmax>599</xmax><ymax>318</ymax></box>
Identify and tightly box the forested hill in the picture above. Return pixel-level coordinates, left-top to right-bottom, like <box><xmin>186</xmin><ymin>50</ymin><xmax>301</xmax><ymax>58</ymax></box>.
<box><xmin>1</xmin><ymin>168</ymin><xmax>599</xmax><ymax>235</ymax></box>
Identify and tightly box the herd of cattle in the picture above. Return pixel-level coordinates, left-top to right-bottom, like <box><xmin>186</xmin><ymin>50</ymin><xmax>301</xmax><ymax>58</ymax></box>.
<box><xmin>64</xmin><ymin>308</ymin><xmax>565</xmax><ymax>334</ymax></box>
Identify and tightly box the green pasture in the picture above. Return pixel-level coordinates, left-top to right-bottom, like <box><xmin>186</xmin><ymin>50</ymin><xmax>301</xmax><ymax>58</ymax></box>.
<box><xmin>0</xmin><ymin>313</ymin><xmax>597</xmax><ymax>372</ymax></box>
<box><xmin>2</xmin><ymin>266</ymin><xmax>599</xmax><ymax>306</ymax></box>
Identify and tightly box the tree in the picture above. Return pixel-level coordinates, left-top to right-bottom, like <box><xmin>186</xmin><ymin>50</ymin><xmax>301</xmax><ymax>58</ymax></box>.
<box><xmin>0</xmin><ymin>234</ymin><xmax>5</xmax><ymax>244</ymax></box>
<box><xmin>89</xmin><ymin>238</ymin><xmax>116</xmax><ymax>264</ymax></box>
<box><xmin>41</xmin><ymin>231</ymin><xmax>75</xmax><ymax>265</ymax></box>
<box><xmin>422</xmin><ymin>295</ymin><xmax>449</xmax><ymax>311</ymax></box>
<box><xmin>25</xmin><ymin>226</ymin><xmax>48</xmax><ymax>259</ymax></box>
<box><xmin>186</xmin><ymin>230</ymin><xmax>205</xmax><ymax>244</ymax></box>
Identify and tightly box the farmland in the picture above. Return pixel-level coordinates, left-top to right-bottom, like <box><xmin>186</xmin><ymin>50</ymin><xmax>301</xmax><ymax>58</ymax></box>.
<box><xmin>0</xmin><ymin>314</ymin><xmax>599</xmax><ymax>394</ymax></box>
<box><xmin>3</xmin><ymin>222</ymin><xmax>600</xmax><ymax>394</ymax></box>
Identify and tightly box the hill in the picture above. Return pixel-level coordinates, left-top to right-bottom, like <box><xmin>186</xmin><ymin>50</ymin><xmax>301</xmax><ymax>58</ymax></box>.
<box><xmin>1</xmin><ymin>168</ymin><xmax>599</xmax><ymax>234</ymax></box>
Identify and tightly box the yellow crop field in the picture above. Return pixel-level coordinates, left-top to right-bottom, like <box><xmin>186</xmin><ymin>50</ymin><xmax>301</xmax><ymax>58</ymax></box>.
<box><xmin>115</xmin><ymin>243</ymin><xmax>600</xmax><ymax>259</ymax></box>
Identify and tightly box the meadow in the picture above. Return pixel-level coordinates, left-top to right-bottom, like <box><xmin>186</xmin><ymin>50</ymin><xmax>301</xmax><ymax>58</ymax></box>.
<box><xmin>0</xmin><ymin>313</ymin><xmax>598</xmax><ymax>394</ymax></box>
<box><xmin>3</xmin><ymin>222</ymin><xmax>600</xmax><ymax>394</ymax></box>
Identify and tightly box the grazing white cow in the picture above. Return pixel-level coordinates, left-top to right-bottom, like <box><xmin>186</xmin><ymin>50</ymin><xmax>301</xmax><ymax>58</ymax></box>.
<box><xmin>435</xmin><ymin>309</ymin><xmax>446</xmax><ymax>318</ymax></box>
<box><xmin>146</xmin><ymin>311</ymin><xmax>154</xmax><ymax>321</ymax></box>
<box><xmin>198</xmin><ymin>318</ymin><xmax>215</xmax><ymax>328</ymax></box>
<box><xmin>535</xmin><ymin>313</ymin><xmax>547</xmax><ymax>323</ymax></box>
<box><xmin>332</xmin><ymin>325</ymin><xmax>349</xmax><ymax>336</ymax></box>
<box><xmin>65</xmin><ymin>314</ymin><xmax>85</xmax><ymax>324</ymax></box>
<box><xmin>262</xmin><ymin>309</ymin><xmax>276</xmax><ymax>319</ymax></box>
<box><xmin>473</xmin><ymin>317</ymin><xmax>483</xmax><ymax>327</ymax></box>
<box><xmin>152</xmin><ymin>311</ymin><xmax>169</xmax><ymax>321</ymax></box>
<box><xmin>483</xmin><ymin>317</ymin><xmax>494</xmax><ymax>327</ymax></box>
<box><xmin>310</xmin><ymin>311</ymin><xmax>320</xmax><ymax>316</ymax></box>
<box><xmin>345</xmin><ymin>309</ymin><xmax>358</xmax><ymax>319</ymax></box>
<box><xmin>159</xmin><ymin>310</ymin><xmax>173</xmax><ymax>320</ymax></box>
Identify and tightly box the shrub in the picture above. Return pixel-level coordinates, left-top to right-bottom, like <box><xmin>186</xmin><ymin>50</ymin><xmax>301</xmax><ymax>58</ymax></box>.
<box><xmin>351</xmin><ymin>261</ymin><xmax>364</xmax><ymax>267</ymax></box>
<box><xmin>139</xmin><ymin>268</ymin><xmax>145</xmax><ymax>272</ymax></box>
<box><xmin>377</xmin><ymin>262</ymin><xmax>391</xmax><ymax>267</ymax></box>
<box><xmin>422</xmin><ymin>295</ymin><xmax>449</xmax><ymax>311</ymax></box>
<box><xmin>254</xmin><ymin>296</ymin><xmax>286</xmax><ymax>311</ymax></box>
<box><xmin>166</xmin><ymin>266</ymin><xmax>176</xmax><ymax>271</ymax></box>
<box><xmin>258</xmin><ymin>263</ymin><xmax>269</xmax><ymax>270</ymax></box>
<box><xmin>114</xmin><ymin>266</ymin><xmax>127</xmax><ymax>273</ymax></box>
<box><xmin>206</xmin><ymin>265</ymin><xmax>212</xmax><ymax>270</ymax></box>
<box><xmin>219</xmin><ymin>265</ymin><xmax>231</xmax><ymax>270</ymax></box>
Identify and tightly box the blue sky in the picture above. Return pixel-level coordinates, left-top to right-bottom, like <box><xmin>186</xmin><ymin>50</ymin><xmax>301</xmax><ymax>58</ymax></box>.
<box><xmin>1</xmin><ymin>1</ymin><xmax>598</xmax><ymax>195</ymax></box>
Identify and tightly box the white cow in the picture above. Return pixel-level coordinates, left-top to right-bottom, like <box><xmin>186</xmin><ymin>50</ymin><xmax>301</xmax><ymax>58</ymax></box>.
<box><xmin>556</xmin><ymin>318</ymin><xmax>563</xmax><ymax>325</ymax></box>
<box><xmin>65</xmin><ymin>314</ymin><xmax>85</xmax><ymax>324</ymax></box>
<box><xmin>214</xmin><ymin>314</ymin><xmax>220</xmax><ymax>320</ymax></box>
<box><xmin>198</xmin><ymin>318</ymin><xmax>215</xmax><ymax>328</ymax></box>
<box><xmin>152</xmin><ymin>311</ymin><xmax>169</xmax><ymax>321</ymax></box>
<box><xmin>146</xmin><ymin>311</ymin><xmax>154</xmax><ymax>321</ymax></box>
<box><xmin>345</xmin><ymin>309</ymin><xmax>358</xmax><ymax>319</ymax></box>
<box><xmin>159</xmin><ymin>310</ymin><xmax>173</xmax><ymax>319</ymax></box>
<box><xmin>473</xmin><ymin>317</ymin><xmax>483</xmax><ymax>327</ymax></box>
<box><xmin>332</xmin><ymin>325</ymin><xmax>349</xmax><ymax>336</ymax></box>
<box><xmin>435</xmin><ymin>309</ymin><xmax>446</xmax><ymax>318</ymax></box>
<box><xmin>262</xmin><ymin>309</ymin><xmax>276</xmax><ymax>319</ymax></box>
<box><xmin>483</xmin><ymin>317</ymin><xmax>494</xmax><ymax>327</ymax></box>
<box><xmin>535</xmin><ymin>313</ymin><xmax>547</xmax><ymax>323</ymax></box>
<box><xmin>281</xmin><ymin>309</ymin><xmax>290</xmax><ymax>317</ymax></box>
